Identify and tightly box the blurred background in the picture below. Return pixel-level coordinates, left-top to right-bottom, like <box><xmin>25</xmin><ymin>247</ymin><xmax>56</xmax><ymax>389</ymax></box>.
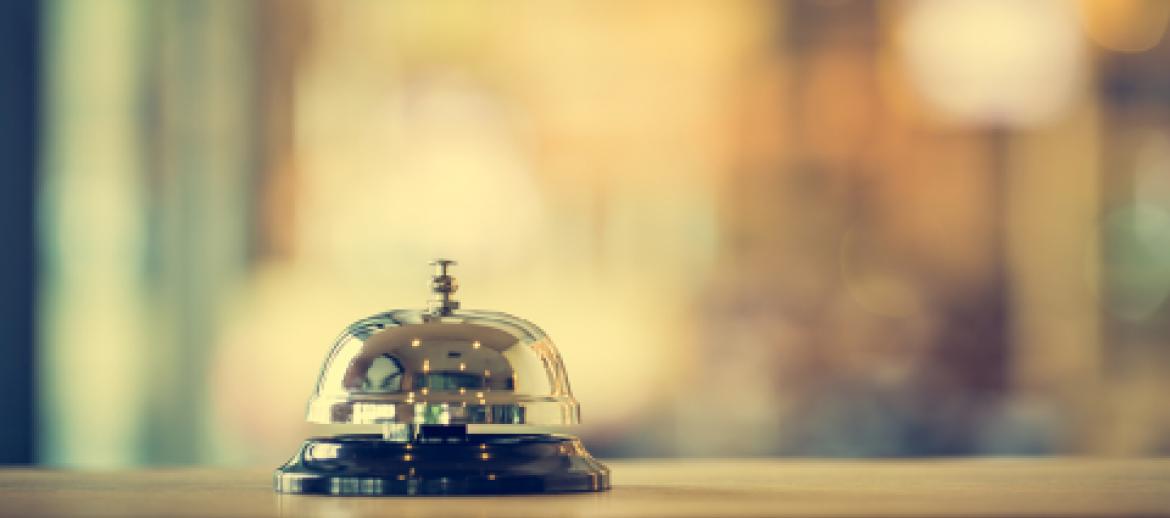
<box><xmin>1</xmin><ymin>0</ymin><xmax>1169</xmax><ymax>467</ymax></box>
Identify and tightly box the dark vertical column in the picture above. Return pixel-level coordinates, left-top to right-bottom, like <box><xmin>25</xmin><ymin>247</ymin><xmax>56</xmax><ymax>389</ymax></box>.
<box><xmin>0</xmin><ymin>0</ymin><xmax>39</xmax><ymax>464</ymax></box>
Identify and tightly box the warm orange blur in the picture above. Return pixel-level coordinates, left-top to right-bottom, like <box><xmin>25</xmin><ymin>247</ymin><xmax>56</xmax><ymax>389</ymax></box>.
<box><xmin>39</xmin><ymin>0</ymin><xmax>1170</xmax><ymax>466</ymax></box>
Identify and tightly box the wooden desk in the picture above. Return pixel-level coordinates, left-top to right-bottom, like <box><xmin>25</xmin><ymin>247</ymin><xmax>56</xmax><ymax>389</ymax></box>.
<box><xmin>1</xmin><ymin>459</ymin><xmax>1167</xmax><ymax>517</ymax></box>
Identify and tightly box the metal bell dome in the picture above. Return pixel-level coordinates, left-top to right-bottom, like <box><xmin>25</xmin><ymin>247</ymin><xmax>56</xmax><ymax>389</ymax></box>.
<box><xmin>305</xmin><ymin>260</ymin><xmax>580</xmax><ymax>427</ymax></box>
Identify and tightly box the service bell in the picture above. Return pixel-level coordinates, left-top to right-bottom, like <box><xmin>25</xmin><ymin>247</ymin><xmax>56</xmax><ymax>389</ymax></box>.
<box><xmin>274</xmin><ymin>260</ymin><xmax>610</xmax><ymax>495</ymax></box>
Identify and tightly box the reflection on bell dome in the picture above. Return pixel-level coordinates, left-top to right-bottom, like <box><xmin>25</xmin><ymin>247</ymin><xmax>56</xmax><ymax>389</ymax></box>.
<box><xmin>307</xmin><ymin>309</ymin><xmax>579</xmax><ymax>426</ymax></box>
<box><xmin>350</xmin><ymin>323</ymin><xmax>516</xmax><ymax>393</ymax></box>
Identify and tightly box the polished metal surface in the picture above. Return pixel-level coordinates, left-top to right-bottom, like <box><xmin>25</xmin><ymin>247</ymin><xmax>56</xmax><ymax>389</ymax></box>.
<box><xmin>305</xmin><ymin>261</ymin><xmax>579</xmax><ymax>426</ymax></box>
<box><xmin>275</xmin><ymin>433</ymin><xmax>610</xmax><ymax>495</ymax></box>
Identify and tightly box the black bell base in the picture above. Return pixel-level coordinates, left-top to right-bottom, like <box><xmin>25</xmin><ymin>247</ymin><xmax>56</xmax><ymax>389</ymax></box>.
<box><xmin>274</xmin><ymin>433</ymin><xmax>610</xmax><ymax>496</ymax></box>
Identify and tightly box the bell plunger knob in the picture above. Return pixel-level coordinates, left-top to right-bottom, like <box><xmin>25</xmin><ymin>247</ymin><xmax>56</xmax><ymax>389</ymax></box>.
<box><xmin>428</xmin><ymin>258</ymin><xmax>460</xmax><ymax>315</ymax></box>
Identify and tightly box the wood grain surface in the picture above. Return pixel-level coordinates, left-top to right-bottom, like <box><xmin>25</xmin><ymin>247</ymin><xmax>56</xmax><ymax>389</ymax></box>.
<box><xmin>1</xmin><ymin>459</ymin><xmax>1167</xmax><ymax>517</ymax></box>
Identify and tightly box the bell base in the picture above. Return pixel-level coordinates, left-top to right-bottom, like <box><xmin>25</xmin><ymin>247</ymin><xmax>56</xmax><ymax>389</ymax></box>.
<box><xmin>274</xmin><ymin>433</ymin><xmax>610</xmax><ymax>495</ymax></box>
